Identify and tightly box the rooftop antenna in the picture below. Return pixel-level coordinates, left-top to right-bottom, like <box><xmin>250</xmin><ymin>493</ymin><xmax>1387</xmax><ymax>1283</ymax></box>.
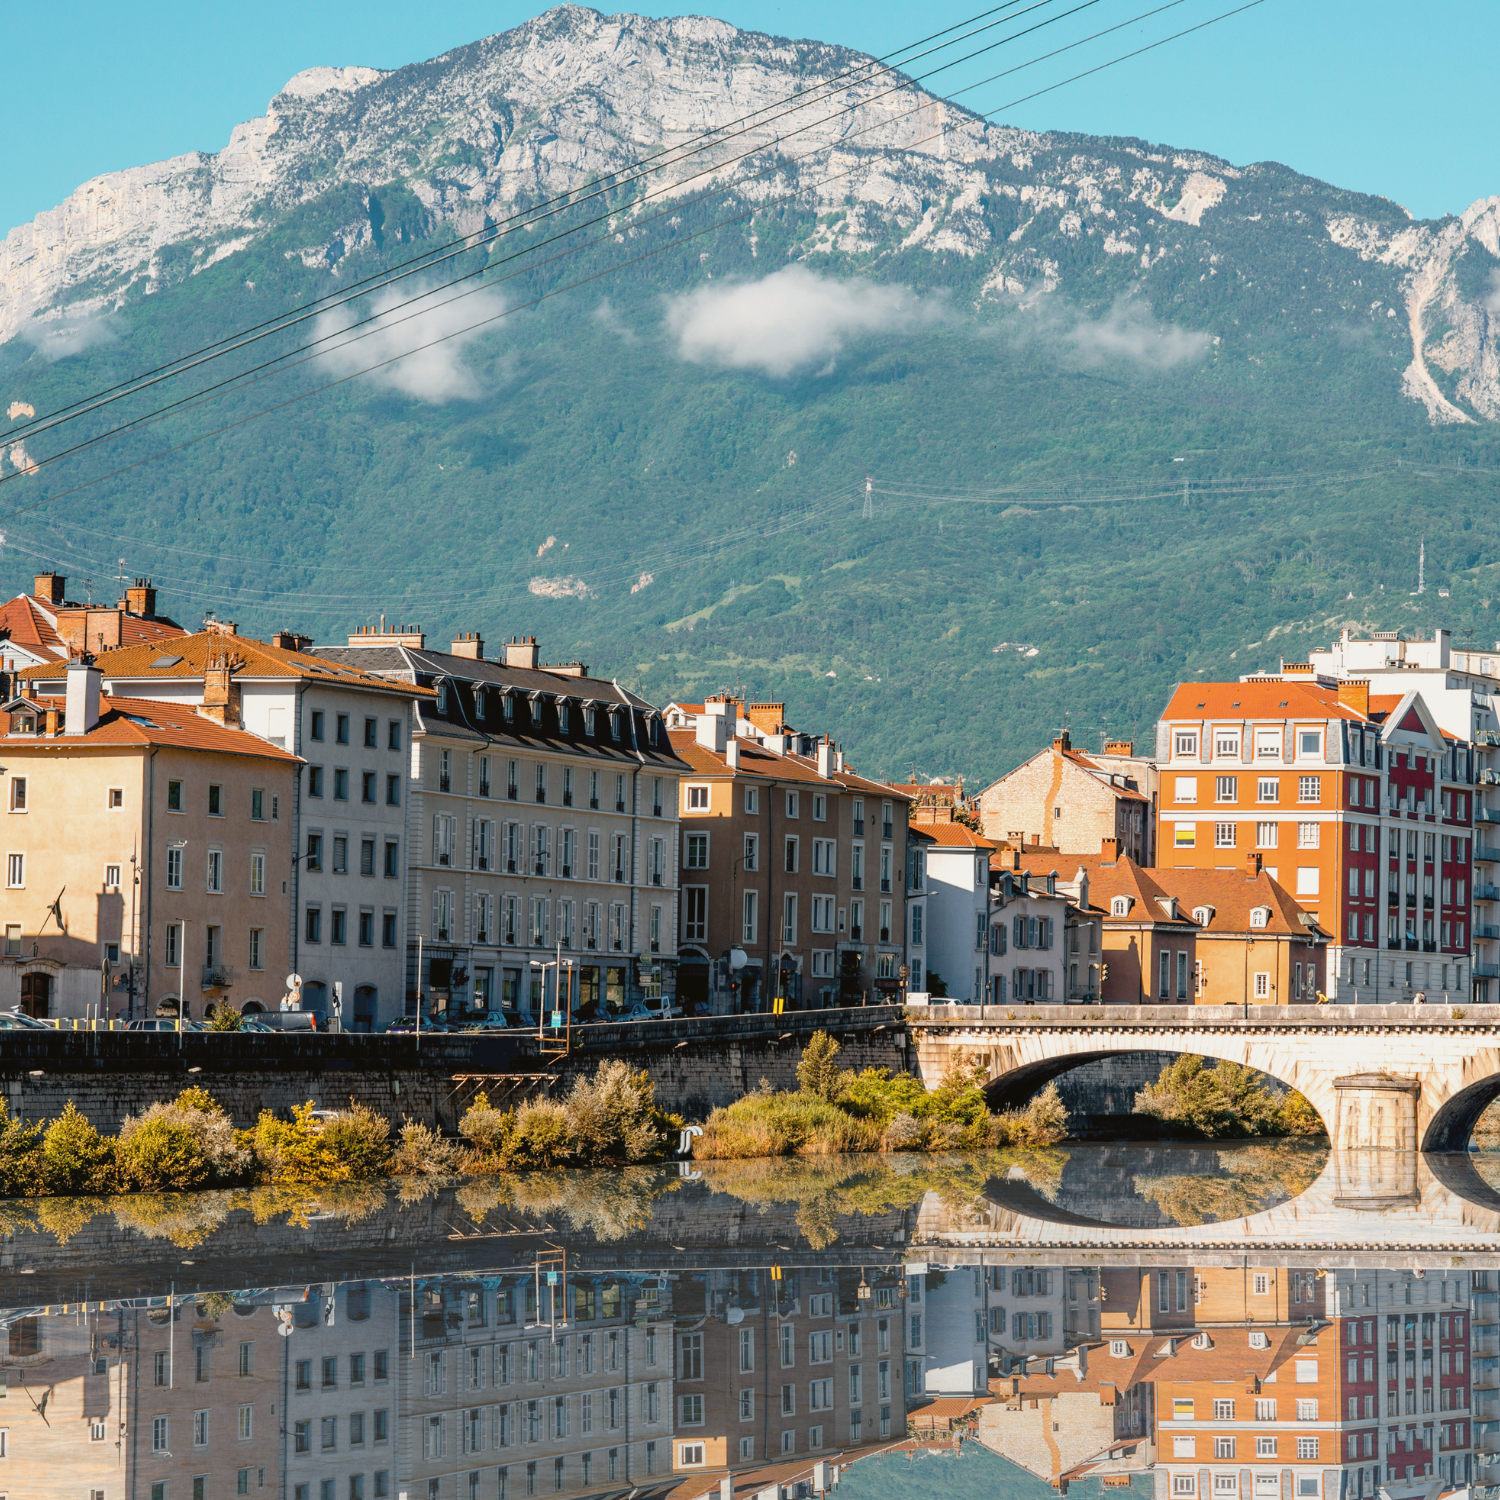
<box><xmin>862</xmin><ymin>477</ymin><xmax>873</xmax><ymax>521</ymax></box>
<box><xmin>82</xmin><ymin>576</ymin><xmax>94</xmax><ymax>604</ymax></box>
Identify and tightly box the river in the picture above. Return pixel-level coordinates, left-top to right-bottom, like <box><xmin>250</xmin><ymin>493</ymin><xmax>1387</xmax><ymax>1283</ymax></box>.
<box><xmin>2</xmin><ymin>1141</ymin><xmax>1497</xmax><ymax>1500</ymax></box>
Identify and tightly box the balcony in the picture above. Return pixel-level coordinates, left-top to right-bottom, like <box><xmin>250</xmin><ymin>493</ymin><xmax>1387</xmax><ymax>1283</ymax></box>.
<box><xmin>850</xmin><ymin>925</ymin><xmax>862</xmax><ymax>941</ymax></box>
<box><xmin>851</xmin><ymin>875</ymin><xmax>863</xmax><ymax>891</ymax></box>
<box><xmin>507</xmin><ymin>784</ymin><xmax>518</xmax><ymax>801</ymax></box>
<box><xmin>535</xmin><ymin>790</ymin><xmax>546</xmax><ymax>804</ymax></box>
<box><xmin>1478</xmin><ymin>808</ymin><xmax>1500</xmax><ymax>823</ymax></box>
<box><xmin>439</xmin><ymin>775</ymin><xmax>451</xmax><ymax>793</ymax></box>
<box><xmin>880</xmin><ymin>878</ymin><xmax>892</xmax><ymax>893</ymax></box>
<box><xmin>561</xmin><ymin>864</ymin><xmax>572</xmax><ymax>879</ymax></box>
<box><xmin>1481</xmin><ymin>885</ymin><xmax>1500</xmax><ymax>901</ymax></box>
<box><xmin>653</xmin><ymin>804</ymin><xmax>662</xmax><ymax>817</ymax></box>
<box><xmin>1480</xmin><ymin>846</ymin><xmax>1500</xmax><ymax>863</ymax></box>
<box><xmin>1406</xmin><ymin>936</ymin><xmax>1419</xmax><ymax>950</ymax></box>
<box><xmin>1476</xmin><ymin>964</ymin><xmax>1500</xmax><ymax>980</ymax></box>
<box><xmin>879</xmin><ymin>927</ymin><xmax>891</xmax><ymax>942</ymax></box>
<box><xmin>652</xmin><ymin>874</ymin><xmax>663</xmax><ymax>886</ymax></box>
<box><xmin>616</xmin><ymin>800</ymin><xmax>627</xmax><ymax>813</ymax></box>
<box><xmin>563</xmin><ymin>792</ymin><xmax>573</xmax><ymax>807</ymax></box>
<box><xmin>478</xmin><ymin>779</ymin><xmax>491</xmax><ymax>799</ymax></box>
<box><xmin>613</xmin><ymin>869</ymin><xmax>626</xmax><ymax>884</ymax></box>
<box><xmin>506</xmin><ymin>858</ymin><xmax>518</xmax><ymax>874</ymax></box>
<box><xmin>1423</xmin><ymin>940</ymin><xmax>1439</xmax><ymax>952</ymax></box>
<box><xmin>590</xmin><ymin>796</ymin><xmax>600</xmax><ymax>810</ymax></box>
<box><xmin>201</xmin><ymin>965</ymin><xmax>233</xmax><ymax>989</ymax></box>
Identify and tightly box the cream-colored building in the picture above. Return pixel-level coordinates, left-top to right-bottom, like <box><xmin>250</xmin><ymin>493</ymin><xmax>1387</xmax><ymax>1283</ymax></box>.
<box><xmin>1</xmin><ymin>659</ymin><xmax>297</xmax><ymax>1020</ymax></box>
<box><xmin>317</xmin><ymin>630</ymin><xmax>686</xmax><ymax>1021</ymax></box>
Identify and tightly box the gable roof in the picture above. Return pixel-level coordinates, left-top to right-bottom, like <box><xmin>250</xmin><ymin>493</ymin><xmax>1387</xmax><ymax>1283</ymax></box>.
<box><xmin>3</xmin><ymin>694</ymin><xmax>300</xmax><ymax>760</ymax></box>
<box><xmin>18</xmin><ymin>631</ymin><xmax>432</xmax><ymax>697</ymax></box>
<box><xmin>1149</xmin><ymin>866</ymin><xmax>1323</xmax><ymax>938</ymax></box>
<box><xmin>0</xmin><ymin>594</ymin><xmax>65</xmax><ymax>659</ymax></box>
<box><xmin>1161</xmin><ymin>680</ymin><xmax>1369</xmax><ymax>722</ymax></box>
<box><xmin>914</xmin><ymin>821</ymin><xmax>995</xmax><ymax>849</ymax></box>
<box><xmin>981</xmin><ymin>742</ymin><xmax>1149</xmax><ymax>803</ymax></box>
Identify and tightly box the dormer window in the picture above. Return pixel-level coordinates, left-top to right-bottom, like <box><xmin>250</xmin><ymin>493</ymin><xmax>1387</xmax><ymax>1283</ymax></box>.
<box><xmin>610</xmin><ymin>711</ymin><xmax>621</xmax><ymax>742</ymax></box>
<box><xmin>503</xmin><ymin>693</ymin><xmax>515</xmax><ymax>723</ymax></box>
<box><xmin>435</xmin><ymin>683</ymin><xmax>448</xmax><ymax>713</ymax></box>
<box><xmin>558</xmin><ymin>702</ymin><xmax>570</xmax><ymax>734</ymax></box>
<box><xmin>474</xmin><ymin>689</ymin><xmax>486</xmax><ymax>723</ymax></box>
<box><xmin>530</xmin><ymin>696</ymin><xmax>544</xmax><ymax>728</ymax></box>
<box><xmin>1249</xmin><ymin>906</ymin><xmax>1270</xmax><ymax>929</ymax></box>
<box><xmin>1111</xmin><ymin>896</ymin><xmax>1131</xmax><ymax>918</ymax></box>
<box><xmin>1173</xmin><ymin>731</ymin><xmax>1198</xmax><ymax>757</ymax></box>
<box><xmin>1192</xmin><ymin>906</ymin><xmax>1213</xmax><ymax>927</ymax></box>
<box><xmin>585</xmin><ymin>706</ymin><xmax>596</xmax><ymax>737</ymax></box>
<box><xmin>1190</xmin><ymin>1332</ymin><xmax>1213</xmax><ymax>1350</ymax></box>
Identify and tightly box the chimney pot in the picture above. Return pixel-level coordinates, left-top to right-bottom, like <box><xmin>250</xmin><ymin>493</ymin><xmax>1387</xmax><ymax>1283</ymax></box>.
<box><xmin>451</xmin><ymin>632</ymin><xmax>485</xmax><ymax>660</ymax></box>
<box><xmin>726</xmin><ymin>738</ymin><xmax>740</xmax><ymax>770</ymax></box>
<box><xmin>504</xmin><ymin>637</ymin><xmax>540</xmax><ymax>670</ymax></box>
<box><xmin>124</xmin><ymin>578</ymin><xmax>158</xmax><ymax>618</ymax></box>
<box><xmin>1100</xmin><ymin>837</ymin><xmax>1120</xmax><ymax>863</ymax></box>
<box><xmin>1052</xmin><ymin>730</ymin><xmax>1071</xmax><ymax>753</ymax></box>
<box><xmin>1338</xmin><ymin>679</ymin><xmax>1371</xmax><ymax>718</ymax></box>
<box><xmin>1246</xmin><ymin>851</ymin><xmax>1263</xmax><ymax>879</ymax></box>
<box><xmin>63</xmin><ymin>657</ymin><xmax>102</xmax><ymax>735</ymax></box>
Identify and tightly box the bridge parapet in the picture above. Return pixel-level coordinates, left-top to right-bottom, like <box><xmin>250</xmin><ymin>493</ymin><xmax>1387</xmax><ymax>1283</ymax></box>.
<box><xmin>906</xmin><ymin>1002</ymin><xmax>1500</xmax><ymax>1029</ymax></box>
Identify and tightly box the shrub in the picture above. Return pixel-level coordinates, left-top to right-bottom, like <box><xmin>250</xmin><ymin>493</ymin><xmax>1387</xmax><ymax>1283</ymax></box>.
<box><xmin>566</xmin><ymin>1061</ymin><xmax>665</xmax><ymax>1163</ymax></box>
<box><xmin>117</xmin><ymin>1090</ymin><xmax>252</xmax><ymax>1186</ymax></box>
<box><xmin>992</xmin><ymin>1083</ymin><xmax>1070</xmax><ymax>1147</ymax></box>
<box><xmin>41</xmin><ymin>1102</ymin><xmax>116</xmax><ymax>1193</ymax></box>
<box><xmin>697</xmin><ymin>1092</ymin><xmax>881</xmax><ymax>1158</ymax></box>
<box><xmin>117</xmin><ymin>1114</ymin><xmax>213</xmax><ymax>1191</ymax></box>
<box><xmin>505</xmin><ymin>1100</ymin><xmax>576</xmax><ymax>1168</ymax></box>
<box><xmin>1278</xmin><ymin>1090</ymin><xmax>1325</xmax><ymax>1136</ymax></box>
<box><xmin>0</xmin><ymin>1099</ymin><xmax>45</xmax><ymax>1196</ymax></box>
<box><xmin>205</xmin><ymin>1003</ymin><xmax>244</xmax><ymax>1031</ymax></box>
<box><xmin>881</xmin><ymin>1112</ymin><xmax>926</xmax><ymax>1151</ymax></box>
<box><xmin>1134</xmin><ymin>1056</ymin><xmax>1286</xmax><ymax>1138</ymax></box>
<box><xmin>797</xmin><ymin>1032</ymin><xmax>851</xmax><ymax>1102</ymax></box>
<box><xmin>840</xmin><ymin>1068</ymin><xmax>929</xmax><ymax>1124</ymax></box>
<box><xmin>390</xmin><ymin>1121</ymin><xmax>457</xmax><ymax>1176</ymax></box>
<box><xmin>458</xmin><ymin>1092</ymin><xmax>515</xmax><ymax>1161</ymax></box>
<box><xmin>318</xmin><ymin>1102</ymin><xmax>394</xmax><ymax>1179</ymax></box>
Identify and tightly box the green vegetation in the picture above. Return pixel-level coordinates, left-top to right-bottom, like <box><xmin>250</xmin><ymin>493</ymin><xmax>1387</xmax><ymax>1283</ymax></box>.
<box><xmin>696</xmin><ymin>1033</ymin><xmax>1067</xmax><ymax>1157</ymax></box>
<box><xmin>0</xmin><ymin>1061</ymin><xmax>676</xmax><ymax>1199</ymax></box>
<box><xmin>1132</xmin><ymin>1141</ymin><xmax>1329</xmax><ymax>1225</ymax></box>
<box><xmin>1133</xmin><ymin>1055</ymin><xmax>1326</xmax><ymax>1139</ymax></box>
<box><xmin>4</xmin><ymin>126</ymin><xmax>1500</xmax><ymax>784</ymax></box>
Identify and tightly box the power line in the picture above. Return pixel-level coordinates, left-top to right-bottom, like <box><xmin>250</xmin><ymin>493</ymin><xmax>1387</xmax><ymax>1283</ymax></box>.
<box><xmin>0</xmin><ymin>0</ymin><xmax>1131</xmax><ymax>489</ymax></box>
<box><xmin>0</xmin><ymin>0</ymin><xmax>1274</xmax><ymax>527</ymax></box>
<box><xmin>0</xmin><ymin>0</ymin><xmax>1060</xmax><ymax>452</ymax></box>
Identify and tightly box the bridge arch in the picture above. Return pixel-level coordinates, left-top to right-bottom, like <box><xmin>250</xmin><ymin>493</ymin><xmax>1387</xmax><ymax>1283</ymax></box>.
<box><xmin>910</xmin><ymin>1007</ymin><xmax>1500</xmax><ymax>1152</ymax></box>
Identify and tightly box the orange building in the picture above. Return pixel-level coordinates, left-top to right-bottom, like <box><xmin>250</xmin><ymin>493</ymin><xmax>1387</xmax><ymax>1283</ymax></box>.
<box><xmin>1155</xmin><ymin>678</ymin><xmax>1470</xmax><ymax>1004</ymax></box>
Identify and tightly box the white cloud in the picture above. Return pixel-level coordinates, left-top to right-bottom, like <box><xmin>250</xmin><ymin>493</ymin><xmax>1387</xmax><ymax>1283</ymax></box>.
<box><xmin>1062</xmin><ymin>300</ymin><xmax>1209</xmax><ymax>370</ymax></box>
<box><xmin>18</xmin><ymin>313</ymin><xmax>117</xmax><ymax>362</ymax></box>
<box><xmin>592</xmin><ymin>298</ymin><xmax>636</xmax><ymax>341</ymax></box>
<box><xmin>314</xmin><ymin>280</ymin><xmax>506</xmax><ymax>402</ymax></box>
<box><xmin>663</xmin><ymin>265</ymin><xmax>943</xmax><ymax>378</ymax></box>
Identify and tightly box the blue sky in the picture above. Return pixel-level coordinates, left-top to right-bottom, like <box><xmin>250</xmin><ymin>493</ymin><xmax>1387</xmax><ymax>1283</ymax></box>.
<box><xmin>5</xmin><ymin>0</ymin><xmax>1496</xmax><ymax>235</ymax></box>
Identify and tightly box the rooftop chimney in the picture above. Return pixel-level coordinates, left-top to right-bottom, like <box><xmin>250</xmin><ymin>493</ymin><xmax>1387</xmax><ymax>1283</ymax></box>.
<box><xmin>1246</xmin><ymin>850</ymin><xmax>1263</xmax><ymax>879</ymax></box>
<box><xmin>33</xmin><ymin>573</ymin><xmax>65</xmax><ymax>606</ymax></box>
<box><xmin>816</xmin><ymin>737</ymin><xmax>834</xmax><ymax>779</ymax></box>
<box><xmin>203</xmin><ymin>618</ymin><xmax>239</xmax><ymax>637</ymax></box>
<box><xmin>1102</xmin><ymin>739</ymin><xmax>1134</xmax><ymax>757</ymax></box>
<box><xmin>63</xmin><ymin>656</ymin><xmax>102</xmax><ymax>735</ymax></box>
<box><xmin>1100</xmin><ymin>836</ymin><xmax>1120</xmax><ymax>863</ymax></box>
<box><xmin>1052</xmin><ymin>730</ymin><xmax>1071</xmax><ymax>753</ymax></box>
<box><xmin>726</xmin><ymin>737</ymin><xmax>740</xmax><ymax>770</ymax></box>
<box><xmin>504</xmin><ymin>635</ymin><xmax>539</xmax><ymax>670</ymax></box>
<box><xmin>697</xmin><ymin>695</ymin><xmax>735</xmax><ymax>754</ymax></box>
<box><xmin>1337</xmin><ymin>679</ymin><xmax>1370</xmax><ymax>718</ymax></box>
<box><xmin>271</xmin><ymin>630</ymin><xmax>313</xmax><ymax>653</ymax></box>
<box><xmin>199</xmin><ymin>650</ymin><xmax>243</xmax><ymax>727</ymax></box>
<box><xmin>124</xmin><ymin>577</ymin><xmax>157</xmax><ymax>618</ymax></box>
<box><xmin>44</xmin><ymin>705</ymin><xmax>60</xmax><ymax>736</ymax></box>
<box><xmin>744</xmin><ymin>701</ymin><xmax>785</xmax><ymax>736</ymax></box>
<box><xmin>451</xmin><ymin>632</ymin><xmax>485</xmax><ymax>660</ymax></box>
<box><xmin>346</xmin><ymin>624</ymin><xmax>426</xmax><ymax>648</ymax></box>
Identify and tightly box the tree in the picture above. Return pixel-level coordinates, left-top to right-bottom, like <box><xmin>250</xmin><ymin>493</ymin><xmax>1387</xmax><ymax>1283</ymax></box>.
<box><xmin>797</xmin><ymin>1032</ymin><xmax>850</xmax><ymax>1102</ymax></box>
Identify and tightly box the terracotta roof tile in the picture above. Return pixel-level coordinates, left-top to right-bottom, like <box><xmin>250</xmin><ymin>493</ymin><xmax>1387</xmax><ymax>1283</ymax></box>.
<box><xmin>1161</xmin><ymin>680</ymin><xmax>1368</xmax><ymax>722</ymax></box>
<box><xmin>912</xmin><ymin>822</ymin><xmax>995</xmax><ymax>849</ymax></box>
<box><xmin>668</xmin><ymin>732</ymin><xmax>911</xmax><ymax>798</ymax></box>
<box><xmin>0</xmin><ymin>595</ymin><xmax>65</xmax><ymax>657</ymax></box>
<box><xmin>4</xmin><ymin>695</ymin><xmax>300</xmax><ymax>761</ymax></box>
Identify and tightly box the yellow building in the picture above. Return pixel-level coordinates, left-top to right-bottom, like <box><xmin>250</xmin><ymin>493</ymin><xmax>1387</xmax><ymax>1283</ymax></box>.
<box><xmin>1</xmin><ymin>659</ymin><xmax>298</xmax><ymax>1019</ymax></box>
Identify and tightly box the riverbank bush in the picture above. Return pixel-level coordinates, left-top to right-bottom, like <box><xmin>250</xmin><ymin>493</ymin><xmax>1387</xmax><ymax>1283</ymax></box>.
<box><xmin>695</xmin><ymin>1035</ymin><xmax>1053</xmax><ymax>1158</ymax></box>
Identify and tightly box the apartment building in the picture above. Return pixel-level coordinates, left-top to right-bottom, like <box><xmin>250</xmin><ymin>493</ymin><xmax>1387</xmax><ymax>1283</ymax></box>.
<box><xmin>668</xmin><ymin>697</ymin><xmax>912</xmax><ymax>1011</ymax></box>
<box><xmin>318</xmin><ymin>630</ymin><xmax>685</xmax><ymax>1021</ymax></box>
<box><xmin>1155</xmin><ymin>678</ymin><xmax>1470</xmax><ymax>1003</ymax></box>
<box><xmin>19</xmin><ymin>626</ymin><xmax>426</xmax><ymax>1028</ymax></box>
<box><xmin>1325</xmin><ymin>1270</ymin><xmax>1476</xmax><ymax>1500</ymax></box>
<box><xmin>908</xmin><ymin>821</ymin><xmax>993</xmax><ymax>1001</ymax></box>
<box><xmin>399</xmin><ymin>1270</ymin><xmax>676</xmax><ymax>1499</ymax></box>
<box><xmin>1</xmin><ymin>660</ymin><xmax>297</xmax><ymax>1020</ymax></box>
<box><xmin>975</xmin><ymin>856</ymin><xmax>1103</xmax><ymax>1005</ymax></box>
<box><xmin>1303</xmin><ymin>629</ymin><xmax>1499</xmax><ymax>1000</ymax></box>
<box><xmin>684</xmin><ymin>1266</ymin><xmax>908</xmax><ymax>1479</ymax></box>
<box><xmin>0</xmin><ymin>571</ymin><xmax>184</xmax><ymax>699</ymax></box>
<box><xmin>977</xmin><ymin>731</ymin><xmax>1157</xmax><ymax>865</ymax></box>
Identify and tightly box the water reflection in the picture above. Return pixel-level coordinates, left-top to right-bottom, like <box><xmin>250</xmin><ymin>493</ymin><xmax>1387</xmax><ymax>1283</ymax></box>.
<box><xmin>2</xmin><ymin>1147</ymin><xmax>1499</xmax><ymax>1500</ymax></box>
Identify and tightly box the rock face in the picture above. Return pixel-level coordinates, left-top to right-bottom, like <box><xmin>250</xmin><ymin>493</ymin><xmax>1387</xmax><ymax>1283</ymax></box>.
<box><xmin>2</xmin><ymin>3</ymin><xmax>1499</xmax><ymax>423</ymax></box>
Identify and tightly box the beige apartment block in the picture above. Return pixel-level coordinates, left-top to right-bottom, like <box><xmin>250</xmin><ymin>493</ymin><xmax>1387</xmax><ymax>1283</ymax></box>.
<box><xmin>978</xmin><ymin>732</ymin><xmax>1156</xmax><ymax>865</ymax></box>
<box><xmin>1</xmin><ymin>660</ymin><xmax>297</xmax><ymax>1020</ymax></box>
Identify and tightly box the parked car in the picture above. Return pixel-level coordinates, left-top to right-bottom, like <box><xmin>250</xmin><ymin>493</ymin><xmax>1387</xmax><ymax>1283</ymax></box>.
<box><xmin>384</xmin><ymin>1016</ymin><xmax>447</xmax><ymax>1033</ymax></box>
<box><xmin>621</xmin><ymin>1002</ymin><xmax>677</xmax><ymax>1023</ymax></box>
<box><xmin>251</xmin><ymin>1012</ymin><xmax>317</xmax><ymax>1032</ymax></box>
<box><xmin>126</xmin><ymin>1017</ymin><xmax>201</xmax><ymax>1032</ymax></box>
<box><xmin>455</xmin><ymin>1014</ymin><xmax>510</xmax><ymax>1032</ymax></box>
<box><xmin>0</xmin><ymin>1008</ymin><xmax>51</xmax><ymax>1030</ymax></box>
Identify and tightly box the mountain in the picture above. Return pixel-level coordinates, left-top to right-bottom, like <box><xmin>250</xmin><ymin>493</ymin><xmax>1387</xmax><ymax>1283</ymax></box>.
<box><xmin>3</xmin><ymin>6</ymin><xmax>1500</xmax><ymax>785</ymax></box>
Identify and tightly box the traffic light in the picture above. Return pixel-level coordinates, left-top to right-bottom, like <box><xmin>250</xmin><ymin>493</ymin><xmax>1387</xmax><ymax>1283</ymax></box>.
<box><xmin>1100</xmin><ymin>963</ymin><xmax>1109</xmax><ymax>981</ymax></box>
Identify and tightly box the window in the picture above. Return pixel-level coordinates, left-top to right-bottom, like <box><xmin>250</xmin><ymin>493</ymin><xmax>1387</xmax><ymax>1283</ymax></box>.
<box><xmin>1296</xmin><ymin>867</ymin><xmax>1319</xmax><ymax>896</ymax></box>
<box><xmin>1216</xmin><ymin>776</ymin><xmax>1238</xmax><ymax>801</ymax></box>
<box><xmin>679</xmin><ymin>1443</ymin><xmax>706</xmax><ymax>1466</ymax></box>
<box><xmin>787</xmin><ymin>790</ymin><xmax>799</xmax><ymax>818</ymax></box>
<box><xmin>249</xmin><ymin>928</ymin><xmax>263</xmax><ymax>969</ymax></box>
<box><xmin>386</xmin><ymin>775</ymin><xmax>400</xmax><ymax>806</ymax></box>
<box><xmin>1255</xmin><ymin>820</ymin><xmax>1278</xmax><ymax>848</ymax></box>
<box><xmin>1174</xmin><ymin>823</ymin><xmax>1196</xmax><ymax>849</ymax></box>
<box><xmin>1215</xmin><ymin>822</ymin><xmax>1236</xmax><ymax>848</ymax></box>
<box><xmin>167</xmin><ymin>778</ymin><xmax>182</xmax><ymax>811</ymax></box>
<box><xmin>1215</xmin><ymin>1437</ymin><xmax>1237</xmax><ymax>1459</ymax></box>
<box><xmin>1175</xmin><ymin>776</ymin><xmax>1198</xmax><ymax>803</ymax></box>
<box><xmin>679</xmin><ymin>1395</ymin><xmax>704</xmax><ymax>1426</ymax></box>
<box><xmin>683</xmin><ymin>888</ymin><xmax>707</xmax><ymax>943</ymax></box>
<box><xmin>5</xmin><ymin>852</ymin><xmax>24</xmax><ymax>888</ymax></box>
<box><xmin>742</xmin><ymin>889</ymin><xmax>758</xmax><ymax>944</ymax></box>
<box><xmin>207</xmin><ymin>848</ymin><xmax>223</xmax><ymax>893</ymax></box>
<box><xmin>1298</xmin><ymin>821</ymin><xmax>1320</xmax><ymax>848</ymax></box>
<box><xmin>1297</xmin><ymin>1438</ymin><xmax>1319</xmax><ymax>1460</ymax></box>
<box><xmin>687</xmin><ymin>785</ymin><xmax>709</xmax><ymax>811</ymax></box>
<box><xmin>685</xmin><ymin>833</ymin><xmax>708</xmax><ymax>869</ymax></box>
<box><xmin>250</xmin><ymin>851</ymin><xmax>265</xmax><ymax>895</ymax></box>
<box><xmin>785</xmin><ymin>836</ymin><xmax>798</xmax><ymax>873</ymax></box>
<box><xmin>306</xmin><ymin>906</ymin><xmax>322</xmax><ymax>944</ymax></box>
<box><xmin>1299</xmin><ymin>729</ymin><xmax>1322</xmax><ymax>757</ymax></box>
<box><xmin>783</xmin><ymin>892</ymin><xmax>797</xmax><ymax>943</ymax></box>
<box><xmin>1175</xmin><ymin>731</ymin><xmax>1198</xmax><ymax>757</ymax></box>
<box><xmin>1298</xmin><ymin>775</ymin><xmax>1321</xmax><ymax>803</ymax></box>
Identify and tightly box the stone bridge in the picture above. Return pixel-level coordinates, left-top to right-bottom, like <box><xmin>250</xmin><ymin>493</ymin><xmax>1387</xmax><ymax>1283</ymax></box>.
<box><xmin>907</xmin><ymin>1002</ymin><xmax>1500</xmax><ymax>1152</ymax></box>
<box><xmin>909</xmin><ymin>1149</ymin><xmax>1500</xmax><ymax>1267</ymax></box>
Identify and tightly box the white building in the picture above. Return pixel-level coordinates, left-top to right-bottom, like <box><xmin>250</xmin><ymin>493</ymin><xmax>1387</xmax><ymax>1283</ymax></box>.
<box><xmin>908</xmin><ymin>822</ymin><xmax>994</xmax><ymax>1002</ymax></box>
<box><xmin>319</xmin><ymin>630</ymin><xmax>685</xmax><ymax>1021</ymax></box>
<box><xmin>1305</xmin><ymin>629</ymin><xmax>1496</xmax><ymax>1000</ymax></box>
